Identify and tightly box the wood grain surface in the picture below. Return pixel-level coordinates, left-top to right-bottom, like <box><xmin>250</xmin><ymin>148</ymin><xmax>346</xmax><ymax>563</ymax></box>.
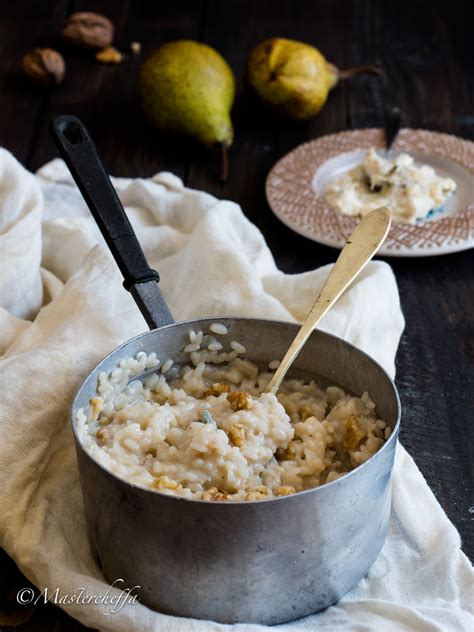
<box><xmin>0</xmin><ymin>1</ymin><xmax>472</xmax><ymax>629</ymax></box>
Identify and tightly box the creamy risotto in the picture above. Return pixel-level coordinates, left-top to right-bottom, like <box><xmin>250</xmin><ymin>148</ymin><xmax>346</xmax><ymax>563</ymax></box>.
<box><xmin>77</xmin><ymin>324</ymin><xmax>391</xmax><ymax>501</ymax></box>
<box><xmin>325</xmin><ymin>148</ymin><xmax>456</xmax><ymax>223</ymax></box>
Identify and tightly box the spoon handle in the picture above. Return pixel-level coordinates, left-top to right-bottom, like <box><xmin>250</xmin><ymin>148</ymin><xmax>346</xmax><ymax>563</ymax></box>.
<box><xmin>266</xmin><ymin>208</ymin><xmax>391</xmax><ymax>394</ymax></box>
<box><xmin>50</xmin><ymin>115</ymin><xmax>174</xmax><ymax>330</ymax></box>
<box><xmin>384</xmin><ymin>105</ymin><xmax>402</xmax><ymax>152</ymax></box>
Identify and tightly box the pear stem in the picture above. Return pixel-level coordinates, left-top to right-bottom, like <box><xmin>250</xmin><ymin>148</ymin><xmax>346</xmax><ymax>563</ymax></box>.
<box><xmin>337</xmin><ymin>65</ymin><xmax>384</xmax><ymax>80</ymax></box>
<box><xmin>219</xmin><ymin>143</ymin><xmax>229</xmax><ymax>183</ymax></box>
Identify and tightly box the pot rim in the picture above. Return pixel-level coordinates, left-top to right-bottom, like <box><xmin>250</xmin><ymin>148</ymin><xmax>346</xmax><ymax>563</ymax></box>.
<box><xmin>71</xmin><ymin>316</ymin><xmax>401</xmax><ymax>506</ymax></box>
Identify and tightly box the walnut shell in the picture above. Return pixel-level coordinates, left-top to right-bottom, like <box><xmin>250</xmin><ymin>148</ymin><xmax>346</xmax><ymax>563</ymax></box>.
<box><xmin>61</xmin><ymin>12</ymin><xmax>114</xmax><ymax>50</ymax></box>
<box><xmin>22</xmin><ymin>48</ymin><xmax>65</xmax><ymax>86</ymax></box>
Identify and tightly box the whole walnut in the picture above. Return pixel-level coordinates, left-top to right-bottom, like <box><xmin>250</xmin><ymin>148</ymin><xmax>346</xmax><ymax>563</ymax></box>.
<box><xmin>22</xmin><ymin>48</ymin><xmax>65</xmax><ymax>86</ymax></box>
<box><xmin>61</xmin><ymin>12</ymin><xmax>114</xmax><ymax>50</ymax></box>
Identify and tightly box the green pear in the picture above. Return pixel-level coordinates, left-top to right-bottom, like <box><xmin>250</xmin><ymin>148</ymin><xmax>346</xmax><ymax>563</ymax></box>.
<box><xmin>139</xmin><ymin>40</ymin><xmax>235</xmax><ymax>177</ymax></box>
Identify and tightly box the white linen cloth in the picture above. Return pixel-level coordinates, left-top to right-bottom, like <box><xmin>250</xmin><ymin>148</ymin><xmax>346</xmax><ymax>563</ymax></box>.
<box><xmin>0</xmin><ymin>147</ymin><xmax>472</xmax><ymax>631</ymax></box>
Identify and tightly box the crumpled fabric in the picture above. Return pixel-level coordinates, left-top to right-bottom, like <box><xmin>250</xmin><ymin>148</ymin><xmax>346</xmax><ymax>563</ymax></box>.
<box><xmin>0</xmin><ymin>148</ymin><xmax>472</xmax><ymax>631</ymax></box>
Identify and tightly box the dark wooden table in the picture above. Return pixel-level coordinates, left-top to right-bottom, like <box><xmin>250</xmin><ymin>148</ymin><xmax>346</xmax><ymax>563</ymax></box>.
<box><xmin>0</xmin><ymin>1</ymin><xmax>472</xmax><ymax>629</ymax></box>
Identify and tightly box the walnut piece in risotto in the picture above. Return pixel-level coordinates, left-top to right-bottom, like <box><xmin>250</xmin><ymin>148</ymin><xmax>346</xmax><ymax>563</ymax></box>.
<box><xmin>227</xmin><ymin>391</ymin><xmax>253</xmax><ymax>411</ymax></box>
<box><xmin>203</xmin><ymin>383</ymin><xmax>229</xmax><ymax>397</ymax></box>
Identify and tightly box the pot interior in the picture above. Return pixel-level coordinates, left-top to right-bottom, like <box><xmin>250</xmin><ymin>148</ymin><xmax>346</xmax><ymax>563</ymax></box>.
<box><xmin>72</xmin><ymin>317</ymin><xmax>400</xmax><ymax>442</ymax></box>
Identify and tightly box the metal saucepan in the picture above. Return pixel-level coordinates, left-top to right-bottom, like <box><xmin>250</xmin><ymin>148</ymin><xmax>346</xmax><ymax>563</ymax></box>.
<box><xmin>51</xmin><ymin>115</ymin><xmax>400</xmax><ymax>625</ymax></box>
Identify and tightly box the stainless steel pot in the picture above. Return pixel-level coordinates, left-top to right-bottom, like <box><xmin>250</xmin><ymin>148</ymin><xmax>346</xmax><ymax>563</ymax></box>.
<box><xmin>52</xmin><ymin>116</ymin><xmax>401</xmax><ymax>625</ymax></box>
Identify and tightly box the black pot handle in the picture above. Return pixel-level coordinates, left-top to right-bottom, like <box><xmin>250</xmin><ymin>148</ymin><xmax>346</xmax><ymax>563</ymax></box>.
<box><xmin>50</xmin><ymin>115</ymin><xmax>174</xmax><ymax>330</ymax></box>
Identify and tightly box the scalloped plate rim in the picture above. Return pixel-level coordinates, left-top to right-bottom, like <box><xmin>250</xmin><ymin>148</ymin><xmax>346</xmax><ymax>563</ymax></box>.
<box><xmin>265</xmin><ymin>128</ymin><xmax>474</xmax><ymax>258</ymax></box>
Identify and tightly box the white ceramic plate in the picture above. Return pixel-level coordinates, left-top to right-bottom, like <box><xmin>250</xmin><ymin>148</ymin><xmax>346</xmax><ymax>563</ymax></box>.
<box><xmin>266</xmin><ymin>128</ymin><xmax>474</xmax><ymax>257</ymax></box>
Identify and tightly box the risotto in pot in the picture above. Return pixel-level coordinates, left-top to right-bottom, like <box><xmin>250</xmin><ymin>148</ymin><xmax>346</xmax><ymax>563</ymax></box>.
<box><xmin>77</xmin><ymin>324</ymin><xmax>392</xmax><ymax>501</ymax></box>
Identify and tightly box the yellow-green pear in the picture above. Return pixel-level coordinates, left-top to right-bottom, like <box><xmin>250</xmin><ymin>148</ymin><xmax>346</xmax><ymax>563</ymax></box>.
<box><xmin>247</xmin><ymin>38</ymin><xmax>380</xmax><ymax>120</ymax></box>
<box><xmin>140</xmin><ymin>40</ymin><xmax>235</xmax><ymax>178</ymax></box>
